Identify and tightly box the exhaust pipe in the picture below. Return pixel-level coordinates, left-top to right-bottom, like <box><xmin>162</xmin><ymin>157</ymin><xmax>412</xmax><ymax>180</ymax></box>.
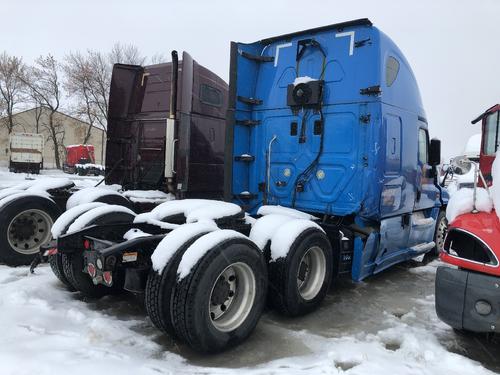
<box><xmin>165</xmin><ymin>51</ymin><xmax>178</xmax><ymax>191</ymax></box>
<box><xmin>169</xmin><ymin>50</ymin><xmax>178</xmax><ymax>119</ymax></box>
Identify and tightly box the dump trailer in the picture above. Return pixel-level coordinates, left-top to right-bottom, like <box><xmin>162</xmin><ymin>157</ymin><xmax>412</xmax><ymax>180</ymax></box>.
<box><xmin>436</xmin><ymin>104</ymin><xmax>500</xmax><ymax>334</ymax></box>
<box><xmin>46</xmin><ymin>19</ymin><xmax>447</xmax><ymax>353</ymax></box>
<box><xmin>0</xmin><ymin>52</ymin><xmax>227</xmax><ymax>266</ymax></box>
<box><xmin>9</xmin><ymin>132</ymin><xmax>44</xmax><ymax>174</ymax></box>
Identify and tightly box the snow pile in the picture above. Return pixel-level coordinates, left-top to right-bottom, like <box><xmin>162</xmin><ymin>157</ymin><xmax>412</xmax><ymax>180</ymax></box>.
<box><xmin>123</xmin><ymin>228</ymin><xmax>152</xmax><ymax>241</ymax></box>
<box><xmin>249</xmin><ymin>214</ymin><xmax>295</xmax><ymax>250</ymax></box>
<box><xmin>66</xmin><ymin>187</ymin><xmax>123</xmax><ymax>209</ymax></box>
<box><xmin>257</xmin><ymin>205</ymin><xmax>318</xmax><ymax>220</ymax></box>
<box><xmin>75</xmin><ymin>163</ymin><xmax>105</xmax><ymax>170</ymax></box>
<box><xmin>52</xmin><ymin>202</ymin><xmax>106</xmax><ymax>238</ymax></box>
<box><xmin>293</xmin><ymin>76</ymin><xmax>317</xmax><ymax>86</ymax></box>
<box><xmin>446</xmin><ymin>188</ymin><xmax>493</xmax><ymax>222</ymax></box>
<box><xmin>446</xmin><ymin>150</ymin><xmax>500</xmax><ymax>222</ymax></box>
<box><xmin>134</xmin><ymin>199</ymin><xmax>241</xmax><ymax>226</ymax></box>
<box><xmin>66</xmin><ymin>205</ymin><xmax>135</xmax><ymax>234</ymax></box>
<box><xmin>270</xmin><ymin>219</ymin><xmax>324</xmax><ymax>261</ymax></box>
<box><xmin>151</xmin><ymin>220</ymin><xmax>218</xmax><ymax>273</ymax></box>
<box><xmin>122</xmin><ymin>190</ymin><xmax>175</xmax><ymax>204</ymax></box>
<box><xmin>26</xmin><ymin>177</ymin><xmax>74</xmax><ymax>192</ymax></box>
<box><xmin>0</xmin><ymin>261</ymin><xmax>495</xmax><ymax>374</ymax></box>
<box><xmin>177</xmin><ymin>230</ymin><xmax>246</xmax><ymax>280</ymax></box>
<box><xmin>0</xmin><ymin>191</ymin><xmax>53</xmax><ymax>210</ymax></box>
<box><xmin>0</xmin><ymin>188</ymin><xmax>25</xmax><ymax>200</ymax></box>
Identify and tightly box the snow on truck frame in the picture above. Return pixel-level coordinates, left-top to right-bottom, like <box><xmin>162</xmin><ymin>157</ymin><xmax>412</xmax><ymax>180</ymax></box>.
<box><xmin>0</xmin><ymin>51</ymin><xmax>228</xmax><ymax>267</ymax></box>
<box><xmin>9</xmin><ymin>19</ymin><xmax>447</xmax><ymax>353</ymax></box>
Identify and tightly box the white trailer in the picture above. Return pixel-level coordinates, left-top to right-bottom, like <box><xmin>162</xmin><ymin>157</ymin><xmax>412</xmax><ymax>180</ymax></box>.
<box><xmin>9</xmin><ymin>132</ymin><xmax>44</xmax><ymax>174</ymax></box>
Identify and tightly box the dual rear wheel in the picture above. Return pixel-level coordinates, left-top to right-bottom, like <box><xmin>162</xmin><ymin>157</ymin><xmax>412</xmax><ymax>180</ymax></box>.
<box><xmin>145</xmin><ymin>227</ymin><xmax>333</xmax><ymax>352</ymax></box>
<box><xmin>146</xmin><ymin>236</ymin><xmax>268</xmax><ymax>353</ymax></box>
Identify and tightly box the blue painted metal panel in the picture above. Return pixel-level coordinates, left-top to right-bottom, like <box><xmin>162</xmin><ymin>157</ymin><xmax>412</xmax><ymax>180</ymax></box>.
<box><xmin>229</xmin><ymin>21</ymin><xmax>444</xmax><ymax>280</ymax></box>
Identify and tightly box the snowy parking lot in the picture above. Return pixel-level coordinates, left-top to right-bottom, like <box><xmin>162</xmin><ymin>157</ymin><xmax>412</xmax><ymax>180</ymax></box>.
<box><xmin>0</xmin><ymin>260</ymin><xmax>498</xmax><ymax>375</ymax></box>
<box><xmin>0</xmin><ymin>169</ymin><xmax>499</xmax><ymax>374</ymax></box>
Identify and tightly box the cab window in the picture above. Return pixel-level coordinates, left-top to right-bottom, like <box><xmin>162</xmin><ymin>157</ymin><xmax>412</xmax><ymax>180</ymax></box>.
<box><xmin>483</xmin><ymin>111</ymin><xmax>499</xmax><ymax>155</ymax></box>
<box><xmin>418</xmin><ymin>128</ymin><xmax>428</xmax><ymax>164</ymax></box>
<box><xmin>385</xmin><ymin>56</ymin><xmax>400</xmax><ymax>87</ymax></box>
<box><xmin>200</xmin><ymin>84</ymin><xmax>223</xmax><ymax>107</ymax></box>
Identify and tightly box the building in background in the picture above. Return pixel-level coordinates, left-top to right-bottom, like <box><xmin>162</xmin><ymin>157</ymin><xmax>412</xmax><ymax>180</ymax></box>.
<box><xmin>0</xmin><ymin>107</ymin><xmax>105</xmax><ymax>169</ymax></box>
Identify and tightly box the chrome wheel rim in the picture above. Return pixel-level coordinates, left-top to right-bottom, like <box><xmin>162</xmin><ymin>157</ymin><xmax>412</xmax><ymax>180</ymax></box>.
<box><xmin>7</xmin><ymin>209</ymin><xmax>53</xmax><ymax>255</ymax></box>
<box><xmin>209</xmin><ymin>262</ymin><xmax>256</xmax><ymax>332</ymax></box>
<box><xmin>436</xmin><ymin>216</ymin><xmax>448</xmax><ymax>254</ymax></box>
<box><xmin>297</xmin><ymin>246</ymin><xmax>326</xmax><ymax>300</ymax></box>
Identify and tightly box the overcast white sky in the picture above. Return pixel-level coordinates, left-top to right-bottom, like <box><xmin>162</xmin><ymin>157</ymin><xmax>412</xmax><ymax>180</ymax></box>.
<box><xmin>1</xmin><ymin>0</ymin><xmax>499</xmax><ymax>160</ymax></box>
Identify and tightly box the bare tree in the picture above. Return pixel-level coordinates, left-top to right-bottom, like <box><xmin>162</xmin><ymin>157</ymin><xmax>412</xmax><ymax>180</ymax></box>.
<box><xmin>20</xmin><ymin>55</ymin><xmax>65</xmax><ymax>169</ymax></box>
<box><xmin>109</xmin><ymin>43</ymin><xmax>146</xmax><ymax>66</ymax></box>
<box><xmin>64</xmin><ymin>51</ymin><xmax>98</xmax><ymax>143</ymax></box>
<box><xmin>0</xmin><ymin>52</ymin><xmax>26</xmax><ymax>133</ymax></box>
<box><xmin>63</xmin><ymin>44</ymin><xmax>146</xmax><ymax>137</ymax></box>
<box><xmin>150</xmin><ymin>52</ymin><xmax>167</xmax><ymax>65</ymax></box>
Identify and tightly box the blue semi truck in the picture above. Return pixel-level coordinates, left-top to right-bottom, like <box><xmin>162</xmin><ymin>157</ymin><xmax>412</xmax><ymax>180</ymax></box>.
<box><xmin>43</xmin><ymin>19</ymin><xmax>447</xmax><ymax>352</ymax></box>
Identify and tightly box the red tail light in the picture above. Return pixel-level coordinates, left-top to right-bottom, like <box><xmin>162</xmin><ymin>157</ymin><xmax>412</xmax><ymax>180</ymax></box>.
<box><xmin>83</xmin><ymin>240</ymin><xmax>91</xmax><ymax>249</ymax></box>
<box><xmin>44</xmin><ymin>248</ymin><xmax>58</xmax><ymax>256</ymax></box>
<box><xmin>87</xmin><ymin>263</ymin><xmax>97</xmax><ymax>277</ymax></box>
<box><xmin>103</xmin><ymin>271</ymin><xmax>113</xmax><ymax>286</ymax></box>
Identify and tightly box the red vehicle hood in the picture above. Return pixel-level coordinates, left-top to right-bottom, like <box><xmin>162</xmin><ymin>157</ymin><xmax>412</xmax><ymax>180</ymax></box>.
<box><xmin>441</xmin><ymin>211</ymin><xmax>500</xmax><ymax>275</ymax></box>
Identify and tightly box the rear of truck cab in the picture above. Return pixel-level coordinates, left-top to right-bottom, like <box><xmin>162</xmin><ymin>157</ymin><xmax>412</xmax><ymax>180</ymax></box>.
<box><xmin>106</xmin><ymin>53</ymin><xmax>228</xmax><ymax>197</ymax></box>
<box><xmin>226</xmin><ymin>19</ymin><xmax>444</xmax><ymax>281</ymax></box>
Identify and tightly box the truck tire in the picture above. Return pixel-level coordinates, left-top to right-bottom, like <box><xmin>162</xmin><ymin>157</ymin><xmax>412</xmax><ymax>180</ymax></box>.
<box><xmin>61</xmin><ymin>252</ymin><xmax>117</xmax><ymax>298</ymax></box>
<box><xmin>60</xmin><ymin>210</ymin><xmax>134</xmax><ymax>297</ymax></box>
<box><xmin>268</xmin><ymin>228</ymin><xmax>333</xmax><ymax>316</ymax></box>
<box><xmin>48</xmin><ymin>204</ymin><xmax>106</xmax><ymax>291</ymax></box>
<box><xmin>49</xmin><ymin>253</ymin><xmax>75</xmax><ymax>291</ymax></box>
<box><xmin>171</xmin><ymin>237</ymin><xmax>267</xmax><ymax>353</ymax></box>
<box><xmin>144</xmin><ymin>233</ymin><xmax>208</xmax><ymax>337</ymax></box>
<box><xmin>0</xmin><ymin>195</ymin><xmax>60</xmax><ymax>266</ymax></box>
<box><xmin>433</xmin><ymin>210</ymin><xmax>448</xmax><ymax>256</ymax></box>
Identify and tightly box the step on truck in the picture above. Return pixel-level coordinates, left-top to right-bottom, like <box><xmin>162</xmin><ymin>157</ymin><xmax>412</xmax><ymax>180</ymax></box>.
<box><xmin>46</xmin><ymin>19</ymin><xmax>447</xmax><ymax>353</ymax></box>
<box><xmin>0</xmin><ymin>51</ymin><xmax>227</xmax><ymax>266</ymax></box>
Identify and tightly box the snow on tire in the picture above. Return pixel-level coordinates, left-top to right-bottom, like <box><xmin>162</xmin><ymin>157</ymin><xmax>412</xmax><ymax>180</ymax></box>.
<box><xmin>171</xmin><ymin>232</ymin><xmax>267</xmax><ymax>353</ymax></box>
<box><xmin>0</xmin><ymin>195</ymin><xmax>60</xmax><ymax>266</ymax></box>
<box><xmin>145</xmin><ymin>233</ymin><xmax>209</xmax><ymax>337</ymax></box>
<box><xmin>268</xmin><ymin>223</ymin><xmax>333</xmax><ymax>317</ymax></box>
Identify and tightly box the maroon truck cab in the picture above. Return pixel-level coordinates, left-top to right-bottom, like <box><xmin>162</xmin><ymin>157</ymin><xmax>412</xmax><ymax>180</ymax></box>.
<box><xmin>435</xmin><ymin>105</ymin><xmax>500</xmax><ymax>334</ymax></box>
<box><xmin>106</xmin><ymin>52</ymin><xmax>228</xmax><ymax>198</ymax></box>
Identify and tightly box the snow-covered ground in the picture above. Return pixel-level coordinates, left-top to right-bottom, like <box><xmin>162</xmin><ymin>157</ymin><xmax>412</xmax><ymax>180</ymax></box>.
<box><xmin>0</xmin><ymin>261</ymin><xmax>498</xmax><ymax>375</ymax></box>
<box><xmin>0</xmin><ymin>167</ymin><xmax>102</xmax><ymax>190</ymax></box>
<box><xmin>0</xmin><ymin>168</ymin><xmax>499</xmax><ymax>374</ymax></box>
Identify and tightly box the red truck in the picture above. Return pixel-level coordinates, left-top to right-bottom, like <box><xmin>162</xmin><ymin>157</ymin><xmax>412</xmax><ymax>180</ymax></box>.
<box><xmin>63</xmin><ymin>144</ymin><xmax>103</xmax><ymax>175</ymax></box>
<box><xmin>435</xmin><ymin>104</ymin><xmax>500</xmax><ymax>334</ymax></box>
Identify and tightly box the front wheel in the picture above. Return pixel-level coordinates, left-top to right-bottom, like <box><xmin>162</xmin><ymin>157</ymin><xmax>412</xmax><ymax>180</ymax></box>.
<box><xmin>433</xmin><ymin>210</ymin><xmax>448</xmax><ymax>256</ymax></box>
